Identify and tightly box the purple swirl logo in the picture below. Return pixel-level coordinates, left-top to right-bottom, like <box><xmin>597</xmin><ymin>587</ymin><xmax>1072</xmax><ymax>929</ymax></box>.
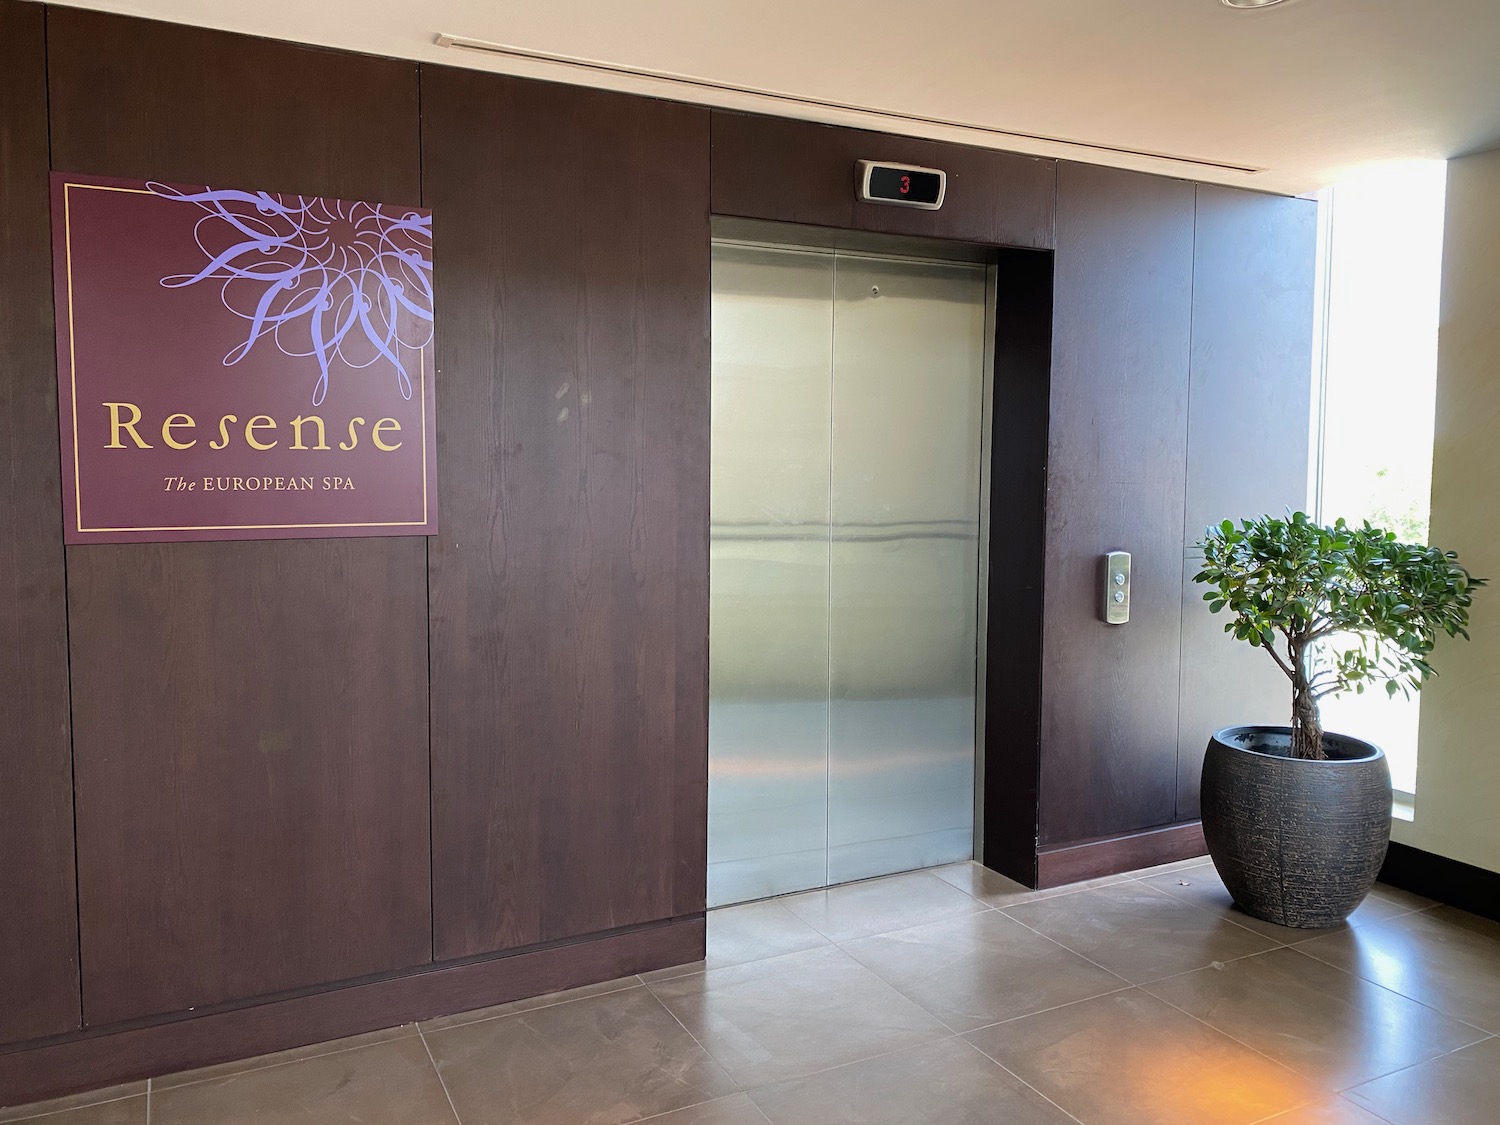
<box><xmin>150</xmin><ymin>183</ymin><xmax>433</xmax><ymax>407</ymax></box>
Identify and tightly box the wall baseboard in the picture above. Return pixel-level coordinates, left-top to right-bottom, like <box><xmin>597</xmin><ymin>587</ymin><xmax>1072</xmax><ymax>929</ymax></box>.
<box><xmin>0</xmin><ymin>915</ymin><xmax>704</xmax><ymax>1109</ymax></box>
<box><xmin>1379</xmin><ymin>842</ymin><xmax>1500</xmax><ymax>924</ymax></box>
<box><xmin>1036</xmin><ymin>821</ymin><xmax>1207</xmax><ymax>888</ymax></box>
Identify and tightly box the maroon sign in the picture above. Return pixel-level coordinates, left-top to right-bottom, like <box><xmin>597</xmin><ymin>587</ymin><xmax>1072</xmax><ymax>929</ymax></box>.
<box><xmin>51</xmin><ymin>172</ymin><xmax>437</xmax><ymax>543</ymax></box>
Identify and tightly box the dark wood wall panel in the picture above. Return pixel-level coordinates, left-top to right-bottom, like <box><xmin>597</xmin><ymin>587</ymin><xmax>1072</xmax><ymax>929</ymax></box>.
<box><xmin>982</xmin><ymin>248</ymin><xmax>1054</xmax><ymax>883</ymax></box>
<box><xmin>710</xmin><ymin>111</ymin><xmax>1055</xmax><ymax>249</ymax></box>
<box><xmin>1038</xmin><ymin>821</ymin><xmax>1206</xmax><ymax>887</ymax></box>
<box><xmin>0</xmin><ymin>0</ymin><xmax>83</xmax><ymax>1045</ymax></box>
<box><xmin>48</xmin><ymin>9</ymin><xmax>433</xmax><ymax>1026</ymax></box>
<box><xmin>423</xmin><ymin>67</ymin><xmax>710</xmax><ymax>959</ymax></box>
<box><xmin>1177</xmin><ymin>185</ymin><xmax>1317</xmax><ymax>817</ymax></box>
<box><xmin>1039</xmin><ymin>161</ymin><xmax>1196</xmax><ymax>847</ymax></box>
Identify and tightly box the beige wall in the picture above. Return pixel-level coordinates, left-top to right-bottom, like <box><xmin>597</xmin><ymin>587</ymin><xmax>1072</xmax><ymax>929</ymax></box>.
<box><xmin>1396</xmin><ymin>146</ymin><xmax>1500</xmax><ymax>873</ymax></box>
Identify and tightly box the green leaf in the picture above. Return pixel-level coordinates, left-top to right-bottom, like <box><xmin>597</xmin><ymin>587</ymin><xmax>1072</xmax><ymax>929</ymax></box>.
<box><xmin>1190</xmin><ymin>512</ymin><xmax>1483</xmax><ymax>704</ymax></box>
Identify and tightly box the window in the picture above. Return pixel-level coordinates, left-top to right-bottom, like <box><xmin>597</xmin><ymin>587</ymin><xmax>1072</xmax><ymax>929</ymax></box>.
<box><xmin>1311</xmin><ymin>161</ymin><xmax>1447</xmax><ymax>796</ymax></box>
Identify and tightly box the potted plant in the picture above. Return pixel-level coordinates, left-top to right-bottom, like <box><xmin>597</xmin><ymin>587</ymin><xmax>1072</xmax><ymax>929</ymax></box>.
<box><xmin>1193</xmin><ymin>512</ymin><xmax>1483</xmax><ymax>928</ymax></box>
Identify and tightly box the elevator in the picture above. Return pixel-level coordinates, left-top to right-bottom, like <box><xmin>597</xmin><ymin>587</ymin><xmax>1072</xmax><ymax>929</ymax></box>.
<box><xmin>708</xmin><ymin>226</ymin><xmax>992</xmax><ymax>907</ymax></box>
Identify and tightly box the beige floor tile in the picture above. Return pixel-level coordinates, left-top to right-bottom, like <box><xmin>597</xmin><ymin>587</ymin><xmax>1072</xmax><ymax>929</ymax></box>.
<box><xmin>424</xmin><ymin>984</ymin><xmax>736</xmax><ymax>1125</ymax></box>
<box><xmin>628</xmin><ymin>895</ymin><xmax>841</xmax><ymax>986</ymax></box>
<box><xmin>968</xmin><ymin>989</ymin><xmax>1323</xmax><ymax>1125</ymax></box>
<box><xmin>931</xmin><ymin>862</ymin><xmax>1132</xmax><ymax>907</ymax></box>
<box><xmin>0</xmin><ymin>1084</ymin><xmax>146</xmax><ymax>1124</ymax></box>
<box><xmin>648</xmin><ymin>944</ymin><xmax>949</xmax><ymax>1087</ymax></box>
<box><xmin>1425</xmin><ymin>903</ymin><xmax>1500</xmax><ymax>939</ymax></box>
<box><xmin>0</xmin><ymin>1096</ymin><xmax>145</xmax><ymax>1125</ymax></box>
<box><xmin>1295</xmin><ymin>908</ymin><xmax>1500</xmax><ymax>1033</ymax></box>
<box><xmin>638</xmin><ymin>1094</ymin><xmax>769</xmax><ymax>1124</ymax></box>
<box><xmin>640</xmin><ymin>960</ymin><xmax>708</xmax><ymax>985</ymax></box>
<box><xmin>1139</xmin><ymin>867</ymin><xmax>1304</xmax><ymax>940</ymax></box>
<box><xmin>153</xmin><ymin>1024</ymin><xmax>417</xmax><ymax>1089</ymax></box>
<box><xmin>702</xmin><ymin>899</ymin><xmax>831</xmax><ymax>970</ymax></box>
<box><xmin>1344</xmin><ymin>1036</ymin><xmax>1500</xmax><ymax>1125</ymax></box>
<box><xmin>149</xmin><ymin>1035</ymin><xmax>456</xmax><ymax>1125</ymax></box>
<box><xmin>928</xmin><ymin>862</ymin><xmax>1042</xmax><ymax>906</ymax></box>
<box><xmin>1360</xmin><ymin>883</ymin><xmax>1439</xmax><ymax>918</ymax></box>
<box><xmin>1125</xmin><ymin>856</ymin><xmax>1215</xmax><ymax>880</ymax></box>
<box><xmin>1145</xmin><ymin>946</ymin><xmax>1487</xmax><ymax>1090</ymax></box>
<box><xmin>1252</xmin><ymin>1095</ymin><xmax>1398</xmax><ymax>1123</ymax></box>
<box><xmin>1139</xmin><ymin>867</ymin><xmax>1433</xmax><ymax>942</ymax></box>
<box><xmin>841</xmin><ymin>907</ymin><xmax>1127</xmax><ymax>1031</ymax></box>
<box><xmin>1003</xmin><ymin>880</ymin><xmax>1280</xmax><ymax>983</ymax></box>
<box><xmin>748</xmin><ymin>1036</ymin><xmax>1076</xmax><ymax>1125</ymax></box>
<box><xmin>419</xmin><ymin>975</ymin><xmax>642</xmax><ymax>1033</ymax></box>
<box><xmin>778</xmin><ymin>870</ymin><xmax>988</xmax><ymax>941</ymax></box>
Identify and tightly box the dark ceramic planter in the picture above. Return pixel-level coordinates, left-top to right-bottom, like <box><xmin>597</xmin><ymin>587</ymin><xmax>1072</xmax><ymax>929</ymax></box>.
<box><xmin>1200</xmin><ymin>725</ymin><xmax>1392</xmax><ymax>929</ymax></box>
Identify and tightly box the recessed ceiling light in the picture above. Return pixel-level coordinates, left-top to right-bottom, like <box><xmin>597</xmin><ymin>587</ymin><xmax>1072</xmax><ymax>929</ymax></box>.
<box><xmin>1221</xmin><ymin>0</ymin><xmax>1293</xmax><ymax>8</ymax></box>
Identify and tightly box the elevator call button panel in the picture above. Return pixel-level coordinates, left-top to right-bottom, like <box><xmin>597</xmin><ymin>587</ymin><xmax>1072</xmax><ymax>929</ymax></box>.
<box><xmin>1103</xmin><ymin>551</ymin><xmax>1131</xmax><ymax>625</ymax></box>
<box><xmin>856</xmin><ymin>160</ymin><xmax>946</xmax><ymax>210</ymax></box>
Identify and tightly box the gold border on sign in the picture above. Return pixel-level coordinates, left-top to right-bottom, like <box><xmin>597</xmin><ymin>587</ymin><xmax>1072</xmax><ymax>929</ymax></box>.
<box><xmin>64</xmin><ymin>180</ymin><xmax>434</xmax><ymax>535</ymax></box>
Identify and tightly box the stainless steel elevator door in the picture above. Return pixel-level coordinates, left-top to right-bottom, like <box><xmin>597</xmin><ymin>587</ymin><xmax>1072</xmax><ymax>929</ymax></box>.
<box><xmin>708</xmin><ymin>239</ymin><xmax>987</xmax><ymax>908</ymax></box>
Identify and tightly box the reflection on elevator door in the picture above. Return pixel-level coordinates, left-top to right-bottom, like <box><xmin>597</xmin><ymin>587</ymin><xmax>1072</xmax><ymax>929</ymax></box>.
<box><xmin>708</xmin><ymin>239</ymin><xmax>987</xmax><ymax>908</ymax></box>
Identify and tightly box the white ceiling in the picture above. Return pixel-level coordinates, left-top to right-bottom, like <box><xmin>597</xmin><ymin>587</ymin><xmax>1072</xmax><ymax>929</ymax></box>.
<box><xmin>45</xmin><ymin>0</ymin><xmax>1500</xmax><ymax>194</ymax></box>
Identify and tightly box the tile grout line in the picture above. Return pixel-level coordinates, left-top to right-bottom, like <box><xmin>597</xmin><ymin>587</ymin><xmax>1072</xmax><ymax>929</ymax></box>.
<box><xmin>642</xmin><ymin>986</ymin><xmax>1095</xmax><ymax>1125</ymax></box>
<box><xmin>991</xmin><ymin>899</ymin><xmax>1143</xmax><ymax>984</ymax></box>
<box><xmin>416</xmin><ymin>1025</ymin><xmax>465</xmax><ymax>1125</ymax></box>
<box><xmin>0</xmin><ymin>1087</ymin><xmax>150</xmax><ymax>1125</ymax></box>
<box><xmin>638</xmin><ymin>972</ymin><xmax>969</xmax><ymax>1125</ymax></box>
<box><xmin>708</xmin><ymin>896</ymin><xmax>1144</xmax><ymax>1041</ymax></box>
<box><xmin>1145</xmin><ymin>861</ymin><xmax>1447</xmax><ymax>941</ymax></box>
<box><xmin>955</xmin><ymin>983</ymin><xmax>1139</xmax><ymax>1037</ymax></box>
<box><xmin>636</xmin><ymin>976</ymin><xmax>748</xmax><ymax>1097</ymax></box>
<box><xmin>627</xmin><ymin>1090</ymin><xmax>779</xmax><ymax>1125</ymax></box>
<box><xmin>1124</xmin><ymin>859</ymin><xmax>1215</xmax><ymax>881</ymax></box>
<box><xmin>1325</xmin><ymin>1031</ymin><xmax>1500</xmax><ymax>1103</ymax></box>
<box><xmin>1107</xmin><ymin>863</ymin><xmax>1446</xmax><ymax>950</ymax></box>
<box><xmin>643</xmin><ymin>940</ymin><xmax>831</xmax><ymax>985</ymax></box>
<box><xmin>1275</xmin><ymin>942</ymin><xmax>1499</xmax><ymax>1039</ymax></box>
<box><xmin>775</xmin><ymin>882</ymin><xmax>993</xmax><ymax>945</ymax></box>
<box><xmin>1136</xmin><ymin>873</ymin><xmax>1304</xmax><ymax>947</ymax></box>
<box><xmin>1128</xmin><ymin>940</ymin><xmax>1303</xmax><ymax>988</ymax></box>
<box><xmin>823</xmin><ymin>914</ymin><xmax>1147</xmax><ymax>1035</ymax></box>
<box><xmin>937</xmin><ymin>870</ymin><xmax>1141</xmax><ymax>910</ymax></box>
<box><xmin>960</xmin><ymin>1030</ymin><xmax>1090</xmax><ymax>1125</ymax></box>
<box><xmin>1243</xmin><ymin>1092</ymin><xmax>1401</xmax><ymax>1125</ymax></box>
<box><xmin>644</xmin><ymin>943</ymin><xmax>982</xmax><ymax>1098</ymax></box>
<box><xmin>1279</xmin><ymin>926</ymin><xmax>1500</xmax><ymax>1036</ymax></box>
<box><xmin>418</xmin><ymin>976</ymin><xmax>646</xmax><ymax>1034</ymax></box>
<box><xmin>794</xmin><ymin>943</ymin><xmax>1002</xmax><ymax>1047</ymax></box>
<box><xmin>142</xmin><ymin>1027</ymin><xmax>422</xmax><ymax>1095</ymax></box>
<box><xmin>737</xmin><ymin>1029</ymin><xmax>970</xmax><ymax>1094</ymax></box>
<box><xmin>1136</xmin><ymin>964</ymin><xmax>1475</xmax><ymax>1104</ymax></box>
<box><xmin>1101</xmin><ymin>874</ymin><xmax>1301</xmax><ymax>947</ymax></box>
<box><xmin>626</xmin><ymin>1092</ymin><xmax>773</xmax><ymax>1125</ymax></box>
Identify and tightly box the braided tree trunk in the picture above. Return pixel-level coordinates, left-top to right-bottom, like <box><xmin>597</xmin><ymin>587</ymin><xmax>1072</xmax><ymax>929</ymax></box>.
<box><xmin>1291</xmin><ymin>660</ymin><xmax>1325</xmax><ymax>760</ymax></box>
